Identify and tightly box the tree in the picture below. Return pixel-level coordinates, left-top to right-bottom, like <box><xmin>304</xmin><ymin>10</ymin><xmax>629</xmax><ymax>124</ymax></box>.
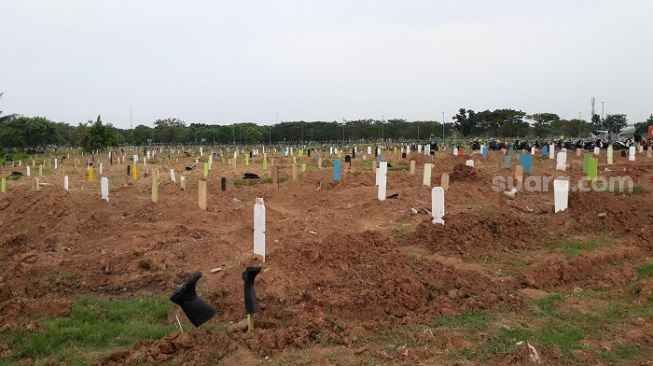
<box><xmin>591</xmin><ymin>114</ymin><xmax>602</xmax><ymax>128</ymax></box>
<box><xmin>153</xmin><ymin>118</ymin><xmax>189</xmax><ymax>143</ymax></box>
<box><xmin>603</xmin><ymin>114</ymin><xmax>627</xmax><ymax>135</ymax></box>
<box><xmin>635</xmin><ymin>114</ymin><xmax>653</xmax><ymax>134</ymax></box>
<box><xmin>79</xmin><ymin>115</ymin><xmax>120</xmax><ymax>152</ymax></box>
<box><xmin>452</xmin><ymin>108</ymin><xmax>478</xmax><ymax>137</ymax></box>
<box><xmin>527</xmin><ymin>113</ymin><xmax>560</xmax><ymax>137</ymax></box>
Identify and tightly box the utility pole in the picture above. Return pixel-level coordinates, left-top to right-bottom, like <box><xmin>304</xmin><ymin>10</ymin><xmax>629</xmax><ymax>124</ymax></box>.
<box><xmin>442</xmin><ymin>112</ymin><xmax>446</xmax><ymax>140</ymax></box>
<box><xmin>129</xmin><ymin>106</ymin><xmax>133</xmax><ymax>129</ymax></box>
<box><xmin>601</xmin><ymin>101</ymin><xmax>605</xmax><ymax>121</ymax></box>
<box><xmin>578</xmin><ymin>112</ymin><xmax>582</xmax><ymax>138</ymax></box>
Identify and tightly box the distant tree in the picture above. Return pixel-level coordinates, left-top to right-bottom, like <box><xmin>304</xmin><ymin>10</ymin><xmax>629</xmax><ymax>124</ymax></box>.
<box><xmin>452</xmin><ymin>108</ymin><xmax>478</xmax><ymax>137</ymax></box>
<box><xmin>132</xmin><ymin>125</ymin><xmax>153</xmax><ymax>145</ymax></box>
<box><xmin>153</xmin><ymin>118</ymin><xmax>188</xmax><ymax>143</ymax></box>
<box><xmin>79</xmin><ymin>115</ymin><xmax>119</xmax><ymax>152</ymax></box>
<box><xmin>603</xmin><ymin>114</ymin><xmax>627</xmax><ymax>135</ymax></box>
<box><xmin>635</xmin><ymin>114</ymin><xmax>653</xmax><ymax>134</ymax></box>
<box><xmin>527</xmin><ymin>113</ymin><xmax>560</xmax><ymax>137</ymax></box>
<box><xmin>591</xmin><ymin>114</ymin><xmax>602</xmax><ymax>128</ymax></box>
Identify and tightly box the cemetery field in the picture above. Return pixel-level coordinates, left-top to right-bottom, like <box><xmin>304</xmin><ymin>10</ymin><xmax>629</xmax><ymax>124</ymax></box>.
<box><xmin>1</xmin><ymin>149</ymin><xmax>653</xmax><ymax>365</ymax></box>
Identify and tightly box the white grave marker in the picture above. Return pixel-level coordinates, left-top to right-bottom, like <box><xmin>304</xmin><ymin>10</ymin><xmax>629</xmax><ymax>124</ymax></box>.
<box><xmin>64</xmin><ymin>175</ymin><xmax>69</xmax><ymax>191</ymax></box>
<box><xmin>554</xmin><ymin>179</ymin><xmax>569</xmax><ymax>213</ymax></box>
<box><xmin>101</xmin><ymin>177</ymin><xmax>109</xmax><ymax>202</ymax></box>
<box><xmin>431</xmin><ymin>187</ymin><xmax>445</xmax><ymax>225</ymax></box>
<box><xmin>377</xmin><ymin>161</ymin><xmax>387</xmax><ymax>201</ymax></box>
<box><xmin>465</xmin><ymin>159</ymin><xmax>474</xmax><ymax>167</ymax></box>
<box><xmin>170</xmin><ymin>169</ymin><xmax>176</xmax><ymax>183</ymax></box>
<box><xmin>629</xmin><ymin>146</ymin><xmax>636</xmax><ymax>161</ymax></box>
<box><xmin>253</xmin><ymin>197</ymin><xmax>266</xmax><ymax>261</ymax></box>
<box><xmin>556</xmin><ymin>151</ymin><xmax>567</xmax><ymax>171</ymax></box>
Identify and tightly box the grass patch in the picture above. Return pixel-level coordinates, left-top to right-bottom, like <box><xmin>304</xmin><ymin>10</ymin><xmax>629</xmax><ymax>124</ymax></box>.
<box><xmin>434</xmin><ymin>311</ymin><xmax>493</xmax><ymax>332</ymax></box>
<box><xmin>597</xmin><ymin>344</ymin><xmax>643</xmax><ymax>363</ymax></box>
<box><xmin>536</xmin><ymin>294</ymin><xmax>565</xmax><ymax>315</ymax></box>
<box><xmin>637</xmin><ymin>262</ymin><xmax>653</xmax><ymax>279</ymax></box>
<box><xmin>546</xmin><ymin>238</ymin><xmax>605</xmax><ymax>257</ymax></box>
<box><xmin>537</xmin><ymin>322</ymin><xmax>584</xmax><ymax>356</ymax></box>
<box><xmin>478</xmin><ymin>327</ymin><xmax>533</xmax><ymax>361</ymax></box>
<box><xmin>4</xmin><ymin>296</ymin><xmax>172</xmax><ymax>365</ymax></box>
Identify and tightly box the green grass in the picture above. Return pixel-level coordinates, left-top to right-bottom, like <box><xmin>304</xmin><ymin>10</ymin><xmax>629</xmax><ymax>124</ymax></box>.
<box><xmin>3</xmin><ymin>296</ymin><xmax>173</xmax><ymax>365</ymax></box>
<box><xmin>637</xmin><ymin>262</ymin><xmax>653</xmax><ymax>279</ymax></box>
<box><xmin>546</xmin><ymin>238</ymin><xmax>606</xmax><ymax>257</ymax></box>
<box><xmin>537</xmin><ymin>322</ymin><xmax>584</xmax><ymax>355</ymax></box>
<box><xmin>433</xmin><ymin>311</ymin><xmax>493</xmax><ymax>332</ymax></box>
<box><xmin>597</xmin><ymin>344</ymin><xmax>643</xmax><ymax>363</ymax></box>
<box><xmin>536</xmin><ymin>294</ymin><xmax>565</xmax><ymax>315</ymax></box>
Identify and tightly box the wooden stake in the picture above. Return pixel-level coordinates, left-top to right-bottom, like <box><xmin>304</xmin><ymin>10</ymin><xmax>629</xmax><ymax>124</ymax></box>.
<box><xmin>198</xmin><ymin>180</ymin><xmax>207</xmax><ymax>210</ymax></box>
<box><xmin>271</xmin><ymin>166</ymin><xmax>279</xmax><ymax>189</ymax></box>
<box><xmin>247</xmin><ymin>313</ymin><xmax>254</xmax><ymax>332</ymax></box>
<box><xmin>151</xmin><ymin>169</ymin><xmax>159</xmax><ymax>203</ymax></box>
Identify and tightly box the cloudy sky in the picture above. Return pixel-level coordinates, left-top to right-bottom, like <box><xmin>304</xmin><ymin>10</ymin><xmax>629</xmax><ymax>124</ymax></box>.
<box><xmin>1</xmin><ymin>0</ymin><xmax>651</xmax><ymax>128</ymax></box>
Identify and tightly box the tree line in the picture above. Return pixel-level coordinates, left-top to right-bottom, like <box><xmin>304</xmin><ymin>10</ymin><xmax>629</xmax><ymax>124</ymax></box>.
<box><xmin>1</xmin><ymin>107</ymin><xmax>652</xmax><ymax>152</ymax></box>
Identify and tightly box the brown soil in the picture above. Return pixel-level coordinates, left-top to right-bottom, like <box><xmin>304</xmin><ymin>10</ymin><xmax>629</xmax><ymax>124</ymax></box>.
<box><xmin>1</xmin><ymin>148</ymin><xmax>653</xmax><ymax>364</ymax></box>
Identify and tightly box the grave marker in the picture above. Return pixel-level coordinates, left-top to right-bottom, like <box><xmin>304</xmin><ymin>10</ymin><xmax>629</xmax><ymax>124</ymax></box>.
<box><xmin>64</xmin><ymin>175</ymin><xmax>69</xmax><ymax>191</ymax></box>
<box><xmin>254</xmin><ymin>198</ymin><xmax>266</xmax><ymax>261</ymax></box>
<box><xmin>593</xmin><ymin>147</ymin><xmax>600</xmax><ymax>155</ymax></box>
<box><xmin>409</xmin><ymin>160</ymin><xmax>416</xmax><ymax>175</ymax></box>
<box><xmin>26</xmin><ymin>166</ymin><xmax>31</xmax><ymax>176</ymax></box>
<box><xmin>292</xmin><ymin>164</ymin><xmax>298</xmax><ymax>181</ymax></box>
<box><xmin>180</xmin><ymin>176</ymin><xmax>186</xmax><ymax>191</ymax></box>
<box><xmin>514</xmin><ymin>164</ymin><xmax>524</xmax><ymax>184</ymax></box>
<box><xmin>221</xmin><ymin>177</ymin><xmax>227</xmax><ymax>192</ymax></box>
<box><xmin>431</xmin><ymin>187</ymin><xmax>445</xmax><ymax>225</ymax></box>
<box><xmin>541</xmin><ymin>145</ymin><xmax>549</xmax><ymax>157</ymax></box>
<box><xmin>203</xmin><ymin>163</ymin><xmax>209</xmax><ymax>177</ymax></box>
<box><xmin>549</xmin><ymin>144</ymin><xmax>555</xmax><ymax>159</ymax></box>
<box><xmin>170</xmin><ymin>169</ymin><xmax>176</xmax><ymax>183</ymax></box>
<box><xmin>556</xmin><ymin>151</ymin><xmax>567</xmax><ymax>171</ymax></box>
<box><xmin>503</xmin><ymin>156</ymin><xmax>511</xmax><ymax>168</ymax></box>
<box><xmin>88</xmin><ymin>166</ymin><xmax>94</xmax><ymax>182</ymax></box>
<box><xmin>465</xmin><ymin>159</ymin><xmax>474</xmax><ymax>167</ymax></box>
<box><xmin>377</xmin><ymin>161</ymin><xmax>387</xmax><ymax>201</ymax></box>
<box><xmin>0</xmin><ymin>177</ymin><xmax>5</xmax><ymax>193</ymax></box>
<box><xmin>423</xmin><ymin>163</ymin><xmax>433</xmax><ymax>186</ymax></box>
<box><xmin>101</xmin><ymin>177</ymin><xmax>109</xmax><ymax>202</ymax></box>
<box><xmin>333</xmin><ymin>160</ymin><xmax>341</xmax><ymax>182</ymax></box>
<box><xmin>198</xmin><ymin>180</ymin><xmax>207</xmax><ymax>210</ymax></box>
<box><xmin>441</xmin><ymin>173</ymin><xmax>449</xmax><ymax>191</ymax></box>
<box><xmin>607</xmin><ymin>145</ymin><xmax>614</xmax><ymax>165</ymax></box>
<box><xmin>554</xmin><ymin>179</ymin><xmax>569</xmax><ymax>213</ymax></box>
<box><xmin>588</xmin><ymin>157</ymin><xmax>598</xmax><ymax>180</ymax></box>
<box><xmin>271</xmin><ymin>166</ymin><xmax>279</xmax><ymax>189</ymax></box>
<box><xmin>151</xmin><ymin>170</ymin><xmax>159</xmax><ymax>203</ymax></box>
<box><xmin>519</xmin><ymin>153</ymin><xmax>532</xmax><ymax>174</ymax></box>
<box><xmin>629</xmin><ymin>146</ymin><xmax>636</xmax><ymax>161</ymax></box>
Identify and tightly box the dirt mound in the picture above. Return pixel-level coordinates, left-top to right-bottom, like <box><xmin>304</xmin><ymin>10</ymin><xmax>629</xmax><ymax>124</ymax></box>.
<box><xmin>96</xmin><ymin>330</ymin><xmax>235</xmax><ymax>366</ymax></box>
<box><xmin>518</xmin><ymin>248</ymin><xmax>640</xmax><ymax>290</ymax></box>
<box><xmin>568</xmin><ymin>191</ymin><xmax>653</xmax><ymax>235</ymax></box>
<box><xmin>224</xmin><ymin>231</ymin><xmax>519</xmax><ymax>352</ymax></box>
<box><xmin>449</xmin><ymin>163</ymin><xmax>490</xmax><ymax>182</ymax></box>
<box><xmin>411</xmin><ymin>211</ymin><xmax>538</xmax><ymax>255</ymax></box>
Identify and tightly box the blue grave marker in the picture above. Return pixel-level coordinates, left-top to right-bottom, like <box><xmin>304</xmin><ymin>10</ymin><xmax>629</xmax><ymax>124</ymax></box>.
<box><xmin>503</xmin><ymin>156</ymin><xmax>511</xmax><ymax>168</ymax></box>
<box><xmin>519</xmin><ymin>153</ymin><xmax>532</xmax><ymax>174</ymax></box>
<box><xmin>333</xmin><ymin>159</ymin><xmax>341</xmax><ymax>182</ymax></box>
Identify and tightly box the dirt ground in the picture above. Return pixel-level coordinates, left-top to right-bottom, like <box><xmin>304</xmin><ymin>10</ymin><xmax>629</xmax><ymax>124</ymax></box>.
<box><xmin>1</xmin><ymin>146</ymin><xmax>652</xmax><ymax>365</ymax></box>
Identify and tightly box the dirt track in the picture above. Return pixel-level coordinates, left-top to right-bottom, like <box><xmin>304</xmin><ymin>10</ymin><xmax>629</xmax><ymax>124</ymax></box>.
<box><xmin>1</xmin><ymin>147</ymin><xmax>652</xmax><ymax>365</ymax></box>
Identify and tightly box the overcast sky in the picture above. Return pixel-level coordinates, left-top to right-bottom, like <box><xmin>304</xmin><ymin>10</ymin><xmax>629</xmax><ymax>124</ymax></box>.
<box><xmin>1</xmin><ymin>0</ymin><xmax>651</xmax><ymax>129</ymax></box>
